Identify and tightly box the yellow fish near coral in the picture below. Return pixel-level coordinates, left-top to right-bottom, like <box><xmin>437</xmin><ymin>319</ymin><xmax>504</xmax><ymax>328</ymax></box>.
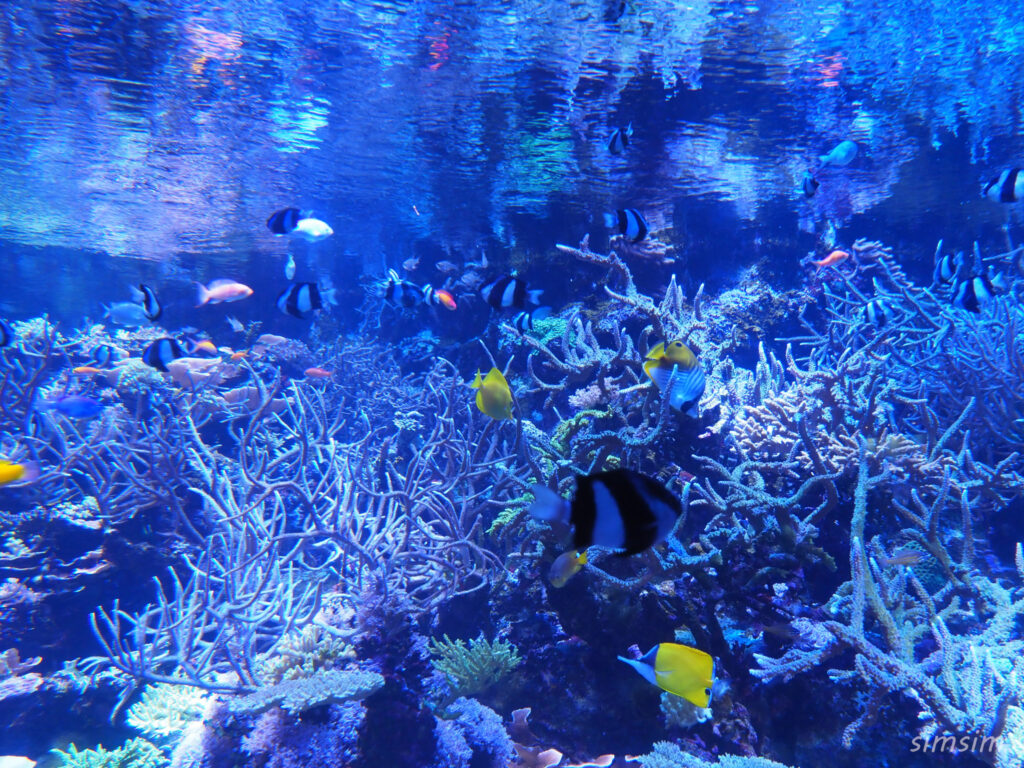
<box><xmin>643</xmin><ymin>340</ymin><xmax>706</xmax><ymax>417</ymax></box>
<box><xmin>548</xmin><ymin>549</ymin><xmax>588</xmax><ymax>588</ymax></box>
<box><xmin>618</xmin><ymin>642</ymin><xmax>716</xmax><ymax>708</ymax></box>
<box><xmin>472</xmin><ymin>367</ymin><xmax>513</xmax><ymax>420</ymax></box>
<box><xmin>0</xmin><ymin>461</ymin><xmax>29</xmax><ymax>488</ymax></box>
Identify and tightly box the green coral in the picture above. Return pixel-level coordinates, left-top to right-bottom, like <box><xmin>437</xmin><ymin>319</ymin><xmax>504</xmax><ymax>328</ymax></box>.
<box><xmin>638</xmin><ymin>742</ymin><xmax>795</xmax><ymax>768</ymax></box>
<box><xmin>51</xmin><ymin>738</ymin><xmax>167</xmax><ymax>768</ymax></box>
<box><xmin>126</xmin><ymin>684</ymin><xmax>209</xmax><ymax>740</ymax></box>
<box><xmin>551</xmin><ymin>408</ymin><xmax>613</xmax><ymax>456</ymax></box>
<box><xmin>255</xmin><ymin>624</ymin><xmax>356</xmax><ymax>684</ymax></box>
<box><xmin>428</xmin><ymin>634</ymin><xmax>522</xmax><ymax>697</ymax></box>
<box><xmin>228</xmin><ymin>668</ymin><xmax>385</xmax><ymax>716</ymax></box>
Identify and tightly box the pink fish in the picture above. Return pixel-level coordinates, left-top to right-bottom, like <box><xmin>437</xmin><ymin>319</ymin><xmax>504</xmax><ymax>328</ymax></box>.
<box><xmin>196</xmin><ymin>279</ymin><xmax>254</xmax><ymax>306</ymax></box>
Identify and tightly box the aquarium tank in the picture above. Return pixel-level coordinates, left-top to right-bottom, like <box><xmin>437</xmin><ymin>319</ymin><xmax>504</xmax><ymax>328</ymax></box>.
<box><xmin>1</xmin><ymin>0</ymin><xmax>1023</xmax><ymax>766</ymax></box>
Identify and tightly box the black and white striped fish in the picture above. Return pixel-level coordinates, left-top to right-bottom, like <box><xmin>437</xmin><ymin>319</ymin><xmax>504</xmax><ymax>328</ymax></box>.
<box><xmin>983</xmin><ymin>168</ymin><xmax>1024</xmax><ymax>203</ymax></box>
<box><xmin>91</xmin><ymin>344</ymin><xmax>117</xmax><ymax>367</ymax></box>
<box><xmin>266</xmin><ymin>207</ymin><xmax>303</xmax><ymax>235</ymax></box>
<box><xmin>142</xmin><ymin>338</ymin><xmax>185</xmax><ymax>372</ymax></box>
<box><xmin>382</xmin><ymin>269</ymin><xmax>429</xmax><ymax>309</ymax></box>
<box><xmin>529</xmin><ymin>468</ymin><xmax>682</xmax><ymax>556</ymax></box>
<box><xmin>480</xmin><ymin>275</ymin><xmax>543</xmax><ymax>310</ymax></box>
<box><xmin>952</xmin><ymin>275</ymin><xmax>996</xmax><ymax>314</ymax></box>
<box><xmin>933</xmin><ymin>251</ymin><xmax>962</xmax><ymax>284</ymax></box>
<box><xmin>607</xmin><ymin>123</ymin><xmax>633</xmax><ymax>155</ymax></box>
<box><xmin>0</xmin><ymin>318</ymin><xmax>13</xmax><ymax>348</ymax></box>
<box><xmin>864</xmin><ymin>298</ymin><xmax>896</xmax><ymax>328</ymax></box>
<box><xmin>131</xmin><ymin>284</ymin><xmax>162</xmax><ymax>321</ymax></box>
<box><xmin>277</xmin><ymin>282</ymin><xmax>338</xmax><ymax>319</ymax></box>
<box><xmin>603</xmin><ymin>208</ymin><xmax>648</xmax><ymax>242</ymax></box>
<box><xmin>511</xmin><ymin>306</ymin><xmax>551</xmax><ymax>332</ymax></box>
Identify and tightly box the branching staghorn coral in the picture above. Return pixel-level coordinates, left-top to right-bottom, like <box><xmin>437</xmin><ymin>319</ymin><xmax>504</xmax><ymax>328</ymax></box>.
<box><xmin>752</xmin><ymin>448</ymin><xmax>1024</xmax><ymax>765</ymax></box>
<box><xmin>89</xmin><ymin>358</ymin><xmax>526</xmax><ymax>695</ymax></box>
<box><xmin>429</xmin><ymin>634</ymin><xmax>523</xmax><ymax>698</ymax></box>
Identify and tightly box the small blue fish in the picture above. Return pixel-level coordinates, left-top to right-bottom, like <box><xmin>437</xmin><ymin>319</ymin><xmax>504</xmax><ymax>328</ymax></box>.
<box><xmin>42</xmin><ymin>394</ymin><xmax>104</xmax><ymax>419</ymax></box>
<box><xmin>819</xmin><ymin>140</ymin><xmax>858</xmax><ymax>167</ymax></box>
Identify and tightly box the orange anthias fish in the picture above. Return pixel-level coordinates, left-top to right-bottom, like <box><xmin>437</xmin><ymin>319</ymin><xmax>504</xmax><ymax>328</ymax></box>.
<box><xmin>812</xmin><ymin>249</ymin><xmax>850</xmax><ymax>270</ymax></box>
<box><xmin>432</xmin><ymin>289</ymin><xmax>457</xmax><ymax>311</ymax></box>
<box><xmin>305</xmin><ymin>367</ymin><xmax>333</xmax><ymax>379</ymax></box>
<box><xmin>72</xmin><ymin>366</ymin><xmax>105</xmax><ymax>375</ymax></box>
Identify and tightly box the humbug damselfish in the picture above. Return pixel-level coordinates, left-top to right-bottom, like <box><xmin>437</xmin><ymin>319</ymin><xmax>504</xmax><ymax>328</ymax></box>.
<box><xmin>529</xmin><ymin>468</ymin><xmax>682</xmax><ymax>556</ymax></box>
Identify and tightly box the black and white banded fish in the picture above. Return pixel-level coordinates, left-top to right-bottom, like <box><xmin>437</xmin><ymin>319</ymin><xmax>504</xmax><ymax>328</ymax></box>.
<box><xmin>529</xmin><ymin>468</ymin><xmax>682</xmax><ymax>556</ymax></box>
<box><xmin>607</xmin><ymin>123</ymin><xmax>633</xmax><ymax>155</ymax></box>
<box><xmin>276</xmin><ymin>282</ymin><xmax>339</xmax><ymax>319</ymax></box>
<box><xmin>983</xmin><ymin>168</ymin><xmax>1024</xmax><ymax>203</ymax></box>
<box><xmin>131</xmin><ymin>284</ymin><xmax>162</xmax><ymax>321</ymax></box>
<box><xmin>603</xmin><ymin>208</ymin><xmax>648</xmax><ymax>242</ymax></box>
<box><xmin>479</xmin><ymin>275</ymin><xmax>543</xmax><ymax>310</ymax></box>
<box><xmin>951</xmin><ymin>274</ymin><xmax>996</xmax><ymax>314</ymax></box>
<box><xmin>267</xmin><ymin>207</ymin><xmax>303</xmax><ymax>235</ymax></box>
<box><xmin>383</xmin><ymin>269</ymin><xmax>429</xmax><ymax>309</ymax></box>
<box><xmin>511</xmin><ymin>307</ymin><xmax>551</xmax><ymax>332</ymax></box>
<box><xmin>142</xmin><ymin>338</ymin><xmax>185</xmax><ymax>372</ymax></box>
<box><xmin>864</xmin><ymin>297</ymin><xmax>896</xmax><ymax>328</ymax></box>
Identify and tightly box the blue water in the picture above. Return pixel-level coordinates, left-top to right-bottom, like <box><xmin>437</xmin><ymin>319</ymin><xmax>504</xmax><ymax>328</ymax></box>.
<box><xmin>1</xmin><ymin>1</ymin><xmax>1023</xmax><ymax>767</ymax></box>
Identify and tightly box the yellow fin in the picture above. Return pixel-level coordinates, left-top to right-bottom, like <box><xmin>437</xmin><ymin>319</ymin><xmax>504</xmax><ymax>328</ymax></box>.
<box><xmin>645</xmin><ymin>342</ymin><xmax>666</xmax><ymax>361</ymax></box>
<box><xmin>653</xmin><ymin>642</ymin><xmax>715</xmax><ymax>708</ymax></box>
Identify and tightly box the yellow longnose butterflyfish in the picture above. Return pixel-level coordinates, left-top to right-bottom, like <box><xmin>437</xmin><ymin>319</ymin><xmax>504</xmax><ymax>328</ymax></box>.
<box><xmin>471</xmin><ymin>367</ymin><xmax>513</xmax><ymax>420</ymax></box>
<box><xmin>643</xmin><ymin>340</ymin><xmax>706</xmax><ymax>416</ymax></box>
<box><xmin>618</xmin><ymin>642</ymin><xmax>716</xmax><ymax>708</ymax></box>
<box><xmin>0</xmin><ymin>461</ymin><xmax>36</xmax><ymax>488</ymax></box>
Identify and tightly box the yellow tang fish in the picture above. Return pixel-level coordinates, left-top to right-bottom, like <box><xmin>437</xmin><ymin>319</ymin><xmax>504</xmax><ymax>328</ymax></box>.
<box><xmin>0</xmin><ymin>461</ymin><xmax>28</xmax><ymax>488</ymax></box>
<box><xmin>472</xmin><ymin>367</ymin><xmax>513</xmax><ymax>420</ymax></box>
<box><xmin>548</xmin><ymin>549</ymin><xmax>588</xmax><ymax>588</ymax></box>
<box><xmin>643</xmin><ymin>340</ymin><xmax>706</xmax><ymax>416</ymax></box>
<box><xmin>618</xmin><ymin>642</ymin><xmax>716</xmax><ymax>708</ymax></box>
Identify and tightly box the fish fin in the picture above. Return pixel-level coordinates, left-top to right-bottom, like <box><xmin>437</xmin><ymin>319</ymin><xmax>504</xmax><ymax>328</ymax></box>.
<box><xmin>470</xmin><ymin>370</ymin><xmax>484</xmax><ymax>389</ymax></box>
<box><xmin>527</xmin><ymin>289</ymin><xmax>544</xmax><ymax>305</ymax></box>
<box><xmin>195</xmin><ymin>282</ymin><xmax>210</xmax><ymax>307</ymax></box>
<box><xmin>528</xmin><ymin>485</ymin><xmax>569</xmax><ymax>523</ymax></box>
<box><xmin>207</xmin><ymin>279</ymin><xmax>237</xmax><ymax>289</ymax></box>
<box><xmin>129</xmin><ymin>285</ymin><xmax>145</xmax><ymax>302</ymax></box>
<box><xmin>533</xmin><ymin>306</ymin><xmax>552</xmax><ymax>322</ymax></box>
<box><xmin>321</xmin><ymin>288</ymin><xmax>338</xmax><ymax>307</ymax></box>
<box><xmin>645</xmin><ymin>342</ymin><xmax>665</xmax><ymax>360</ymax></box>
<box><xmin>618</xmin><ymin>654</ymin><xmax>658</xmax><ymax>687</ymax></box>
<box><xmin>602</xmin><ymin>212</ymin><xmax>616</xmax><ymax>228</ymax></box>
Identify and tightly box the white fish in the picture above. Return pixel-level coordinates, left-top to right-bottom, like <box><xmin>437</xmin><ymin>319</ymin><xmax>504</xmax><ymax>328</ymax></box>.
<box><xmin>285</xmin><ymin>253</ymin><xmax>297</xmax><ymax>280</ymax></box>
<box><xmin>290</xmin><ymin>218</ymin><xmax>333</xmax><ymax>242</ymax></box>
<box><xmin>0</xmin><ymin>757</ymin><xmax>36</xmax><ymax>768</ymax></box>
<box><xmin>196</xmin><ymin>279</ymin><xmax>254</xmax><ymax>306</ymax></box>
<box><xmin>104</xmin><ymin>301</ymin><xmax>151</xmax><ymax>327</ymax></box>
<box><xmin>819</xmin><ymin>140</ymin><xmax>858</xmax><ymax>167</ymax></box>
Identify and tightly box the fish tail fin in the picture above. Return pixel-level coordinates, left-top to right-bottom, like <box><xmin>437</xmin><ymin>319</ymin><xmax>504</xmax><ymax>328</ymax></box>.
<box><xmin>528</xmin><ymin>485</ymin><xmax>569</xmax><ymax>524</ymax></box>
<box><xmin>195</xmin><ymin>282</ymin><xmax>210</xmax><ymax>307</ymax></box>
<box><xmin>528</xmin><ymin>289</ymin><xmax>544</xmax><ymax>305</ymax></box>
<box><xmin>533</xmin><ymin>306</ymin><xmax>552</xmax><ymax>322</ymax></box>
<box><xmin>602</xmin><ymin>212</ymin><xmax>616</xmax><ymax>228</ymax></box>
<box><xmin>129</xmin><ymin>285</ymin><xmax>145</xmax><ymax>303</ymax></box>
<box><xmin>322</xmin><ymin>287</ymin><xmax>339</xmax><ymax>307</ymax></box>
<box><xmin>625</xmin><ymin>122</ymin><xmax>633</xmax><ymax>136</ymax></box>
